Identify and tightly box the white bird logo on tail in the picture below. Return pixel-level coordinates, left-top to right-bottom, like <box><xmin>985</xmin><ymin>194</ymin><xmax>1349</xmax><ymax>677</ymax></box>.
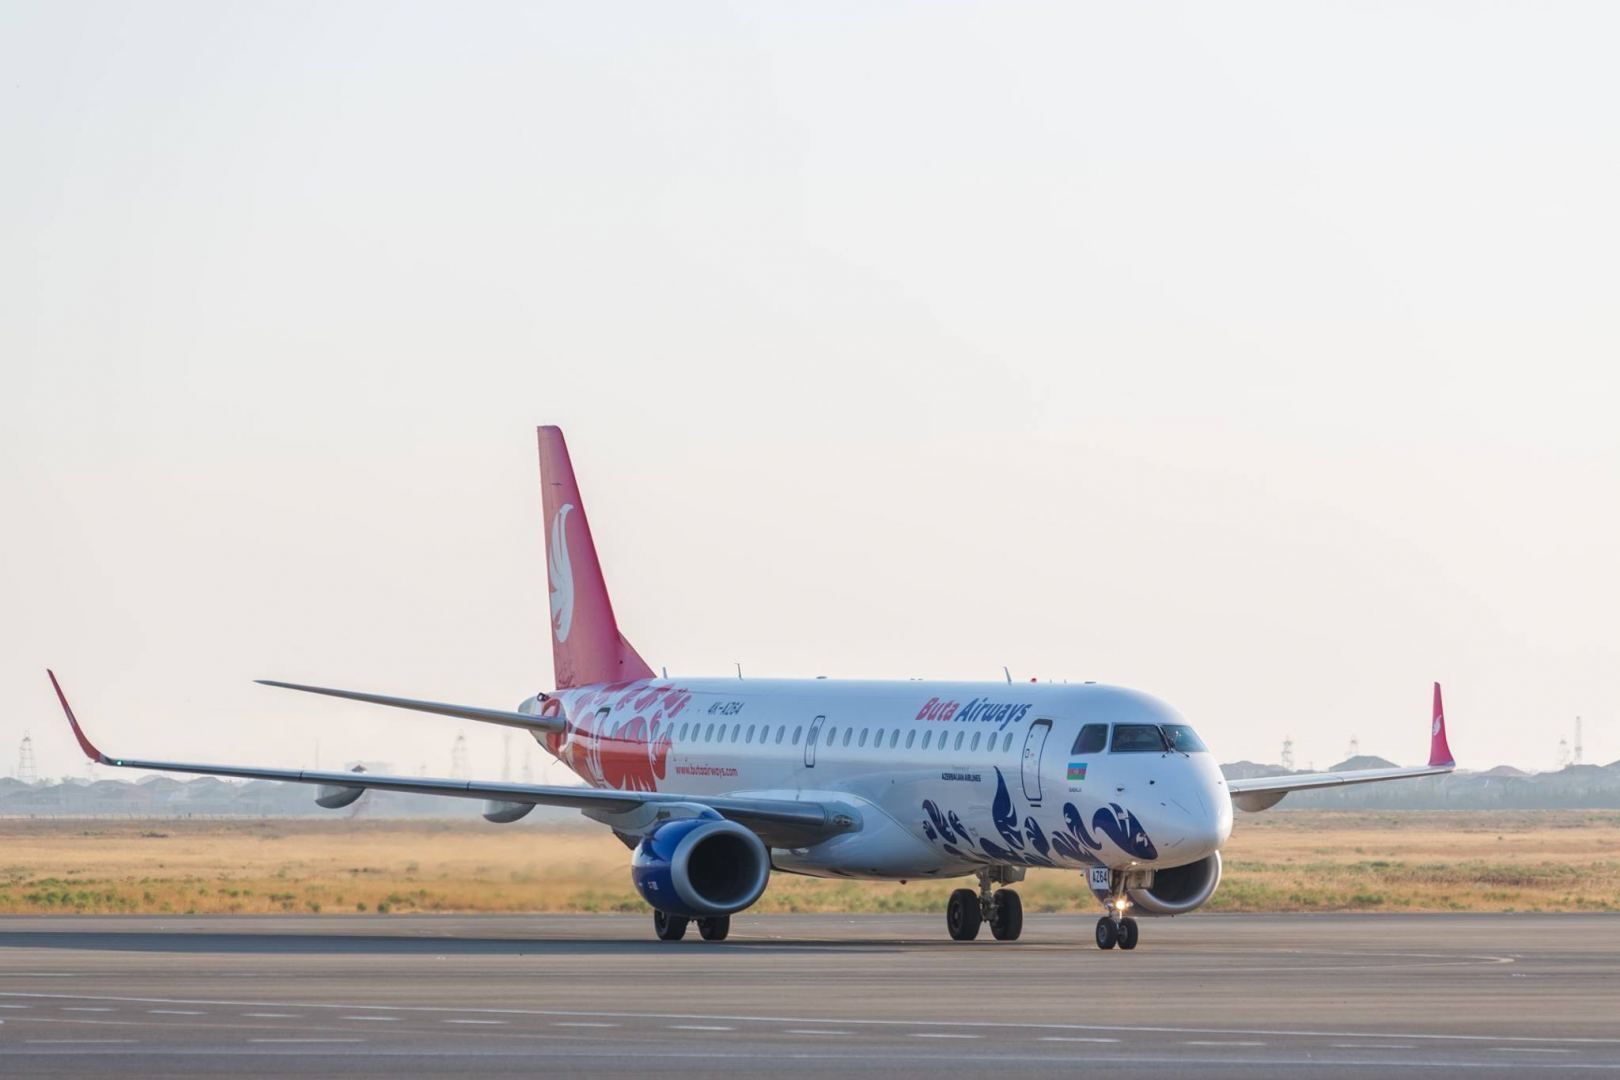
<box><xmin>549</xmin><ymin>503</ymin><xmax>576</xmax><ymax>642</ymax></box>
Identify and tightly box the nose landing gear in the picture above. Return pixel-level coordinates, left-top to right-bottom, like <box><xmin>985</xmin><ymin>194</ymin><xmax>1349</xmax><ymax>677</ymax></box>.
<box><xmin>1095</xmin><ymin>873</ymin><xmax>1140</xmax><ymax>950</ymax></box>
<box><xmin>946</xmin><ymin>867</ymin><xmax>1026</xmax><ymax>942</ymax></box>
<box><xmin>1095</xmin><ymin>914</ymin><xmax>1138</xmax><ymax>949</ymax></box>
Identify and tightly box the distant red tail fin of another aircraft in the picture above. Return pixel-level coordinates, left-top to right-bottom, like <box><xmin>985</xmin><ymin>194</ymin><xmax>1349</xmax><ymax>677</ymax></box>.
<box><xmin>537</xmin><ymin>427</ymin><xmax>654</xmax><ymax>689</ymax></box>
<box><xmin>1429</xmin><ymin>682</ymin><xmax>1455</xmax><ymax>768</ymax></box>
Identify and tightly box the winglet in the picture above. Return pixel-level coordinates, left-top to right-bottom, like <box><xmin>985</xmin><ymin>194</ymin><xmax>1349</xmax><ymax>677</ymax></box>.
<box><xmin>1428</xmin><ymin>681</ymin><xmax>1455</xmax><ymax>768</ymax></box>
<box><xmin>46</xmin><ymin>670</ymin><xmax>111</xmax><ymax>765</ymax></box>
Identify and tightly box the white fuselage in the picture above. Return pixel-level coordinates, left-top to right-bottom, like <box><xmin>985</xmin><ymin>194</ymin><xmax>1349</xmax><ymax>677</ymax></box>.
<box><xmin>522</xmin><ymin>678</ymin><xmax>1233</xmax><ymax>882</ymax></box>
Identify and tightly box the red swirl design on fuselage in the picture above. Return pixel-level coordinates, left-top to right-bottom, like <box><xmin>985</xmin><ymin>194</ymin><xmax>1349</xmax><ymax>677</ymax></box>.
<box><xmin>549</xmin><ymin>682</ymin><xmax>678</xmax><ymax>792</ymax></box>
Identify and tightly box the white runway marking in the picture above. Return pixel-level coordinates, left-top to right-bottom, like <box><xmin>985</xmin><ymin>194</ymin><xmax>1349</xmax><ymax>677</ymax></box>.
<box><xmin>911</xmin><ymin>1033</ymin><xmax>981</xmax><ymax>1039</ymax></box>
<box><xmin>248</xmin><ymin>1037</ymin><xmax>366</xmax><ymax>1044</ymax></box>
<box><xmin>342</xmin><ymin>1015</ymin><xmax>399</xmax><ymax>1022</ymax></box>
<box><xmin>552</xmin><ymin>1022</ymin><xmax>619</xmax><ymax>1028</ymax></box>
<box><xmin>147</xmin><ymin>1009</ymin><xmax>205</xmax><ymax>1015</ymax></box>
<box><xmin>0</xmin><ymin>1004</ymin><xmax>31</xmax><ymax>1009</ymax></box>
<box><xmin>1040</xmin><ymin>1036</ymin><xmax>1121</xmax><ymax>1043</ymax></box>
<box><xmin>785</xmin><ymin>1029</ymin><xmax>853</xmax><ymax>1036</ymax></box>
<box><xmin>670</xmin><ymin>1024</ymin><xmax>735</xmax><ymax>1031</ymax></box>
<box><xmin>25</xmin><ymin>1038</ymin><xmax>137</xmax><ymax>1044</ymax></box>
<box><xmin>4</xmin><ymin>989</ymin><xmax>1616</xmax><ymax>1048</ymax></box>
<box><xmin>1183</xmin><ymin>1040</ymin><xmax>1268</xmax><ymax>1047</ymax></box>
<box><xmin>445</xmin><ymin>1019</ymin><xmax>507</xmax><ymax>1025</ymax></box>
<box><xmin>241</xmin><ymin>1012</ymin><xmax>298</xmax><ymax>1018</ymax></box>
<box><xmin>61</xmin><ymin>1007</ymin><xmax>114</xmax><ymax>1012</ymax></box>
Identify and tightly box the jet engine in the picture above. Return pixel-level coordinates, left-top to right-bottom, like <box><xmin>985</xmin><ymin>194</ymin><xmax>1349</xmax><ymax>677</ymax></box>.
<box><xmin>1125</xmin><ymin>852</ymin><xmax>1222</xmax><ymax>916</ymax></box>
<box><xmin>630</xmin><ymin>815</ymin><xmax>770</xmax><ymax>918</ymax></box>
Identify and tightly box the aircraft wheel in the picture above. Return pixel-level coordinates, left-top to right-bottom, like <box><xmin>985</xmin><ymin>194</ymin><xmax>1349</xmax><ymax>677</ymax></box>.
<box><xmin>989</xmin><ymin>889</ymin><xmax>1024</xmax><ymax>941</ymax></box>
<box><xmin>696</xmin><ymin>915</ymin><xmax>731</xmax><ymax>942</ymax></box>
<box><xmin>1117</xmin><ymin>917</ymin><xmax>1139</xmax><ymax>950</ymax></box>
<box><xmin>946</xmin><ymin>888</ymin><xmax>982</xmax><ymax>941</ymax></box>
<box><xmin>654</xmin><ymin>910</ymin><xmax>688</xmax><ymax>942</ymax></box>
<box><xmin>1095</xmin><ymin>916</ymin><xmax>1118</xmax><ymax>950</ymax></box>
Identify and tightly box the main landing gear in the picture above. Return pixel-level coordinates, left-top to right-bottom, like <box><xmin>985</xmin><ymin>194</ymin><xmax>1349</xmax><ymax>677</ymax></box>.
<box><xmin>653</xmin><ymin>910</ymin><xmax>731</xmax><ymax>942</ymax></box>
<box><xmin>946</xmin><ymin>867</ymin><xmax>1025</xmax><ymax>942</ymax></box>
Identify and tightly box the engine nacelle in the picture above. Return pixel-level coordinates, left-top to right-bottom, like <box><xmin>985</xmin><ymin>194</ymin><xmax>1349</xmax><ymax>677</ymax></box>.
<box><xmin>630</xmin><ymin>815</ymin><xmax>770</xmax><ymax>918</ymax></box>
<box><xmin>1126</xmin><ymin>852</ymin><xmax>1222</xmax><ymax>916</ymax></box>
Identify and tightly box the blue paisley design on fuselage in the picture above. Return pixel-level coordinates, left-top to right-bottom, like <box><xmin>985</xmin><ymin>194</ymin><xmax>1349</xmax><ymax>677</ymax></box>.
<box><xmin>919</xmin><ymin>766</ymin><xmax>1152</xmax><ymax>869</ymax></box>
<box><xmin>1088</xmin><ymin>802</ymin><xmax>1157</xmax><ymax>861</ymax></box>
<box><xmin>989</xmin><ymin>768</ymin><xmax>1024</xmax><ymax>850</ymax></box>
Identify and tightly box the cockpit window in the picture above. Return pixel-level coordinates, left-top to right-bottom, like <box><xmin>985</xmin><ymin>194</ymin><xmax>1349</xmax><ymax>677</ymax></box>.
<box><xmin>1071</xmin><ymin>723</ymin><xmax>1108</xmax><ymax>755</ymax></box>
<box><xmin>1161</xmin><ymin>724</ymin><xmax>1208</xmax><ymax>753</ymax></box>
<box><xmin>1110</xmin><ymin>723</ymin><xmax>1169</xmax><ymax>753</ymax></box>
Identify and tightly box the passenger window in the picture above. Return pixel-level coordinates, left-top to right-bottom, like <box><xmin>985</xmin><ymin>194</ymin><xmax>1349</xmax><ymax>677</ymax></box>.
<box><xmin>953</xmin><ymin>731</ymin><xmax>964</xmax><ymax>751</ymax></box>
<box><xmin>906</xmin><ymin>730</ymin><xmax>916</xmax><ymax>749</ymax></box>
<box><xmin>1071</xmin><ymin>724</ymin><xmax>1108</xmax><ymax>755</ymax></box>
<box><xmin>651</xmin><ymin>720</ymin><xmax>661</xmax><ymax>738</ymax></box>
<box><xmin>730</xmin><ymin>724</ymin><xmax>742</xmax><ymax>743</ymax></box>
<box><xmin>921</xmin><ymin>731</ymin><xmax>932</xmax><ymax>750</ymax></box>
<box><xmin>825</xmin><ymin>726</ymin><xmax>837</xmax><ymax>748</ymax></box>
<box><xmin>874</xmin><ymin>728</ymin><xmax>884</xmax><ymax>747</ymax></box>
<box><xmin>745</xmin><ymin>724</ymin><xmax>756</xmax><ymax>743</ymax></box>
<box><xmin>970</xmin><ymin>731</ymin><xmax>981</xmax><ymax>751</ymax></box>
<box><xmin>890</xmin><ymin>729</ymin><xmax>900</xmax><ymax>748</ymax></box>
<box><xmin>776</xmin><ymin>726</ymin><xmax>786</xmax><ymax>745</ymax></box>
<box><xmin>678</xmin><ymin>722</ymin><xmax>689</xmax><ymax>740</ymax></box>
<box><xmin>858</xmin><ymin>729</ymin><xmax>869</xmax><ymax>748</ymax></box>
<box><xmin>1111</xmin><ymin>724</ymin><xmax>1168</xmax><ymax>753</ymax></box>
<box><xmin>792</xmin><ymin>726</ymin><xmax>803</xmax><ymax>745</ymax></box>
<box><xmin>704</xmin><ymin>723</ymin><xmax>715</xmax><ymax>741</ymax></box>
<box><xmin>843</xmin><ymin>728</ymin><xmax>853</xmax><ymax>747</ymax></box>
<box><xmin>1002</xmin><ymin>732</ymin><xmax>1013</xmax><ymax>752</ymax></box>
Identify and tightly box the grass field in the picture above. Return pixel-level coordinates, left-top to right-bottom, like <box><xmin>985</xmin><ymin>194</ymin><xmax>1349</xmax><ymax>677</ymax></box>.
<box><xmin>2</xmin><ymin>810</ymin><xmax>1617</xmax><ymax>917</ymax></box>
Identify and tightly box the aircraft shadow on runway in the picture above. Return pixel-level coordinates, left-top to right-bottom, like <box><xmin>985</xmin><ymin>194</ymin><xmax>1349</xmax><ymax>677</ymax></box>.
<box><xmin>0</xmin><ymin>930</ymin><xmax>947</xmax><ymax>956</ymax></box>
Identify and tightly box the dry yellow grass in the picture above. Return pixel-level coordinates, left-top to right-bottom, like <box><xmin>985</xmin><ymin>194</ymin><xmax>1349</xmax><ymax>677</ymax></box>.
<box><xmin>1</xmin><ymin>810</ymin><xmax>1617</xmax><ymax>916</ymax></box>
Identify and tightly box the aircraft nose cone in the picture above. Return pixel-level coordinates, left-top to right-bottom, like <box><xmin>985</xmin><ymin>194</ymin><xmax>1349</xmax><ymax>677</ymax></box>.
<box><xmin>1148</xmin><ymin>798</ymin><xmax>1229</xmax><ymax>862</ymax></box>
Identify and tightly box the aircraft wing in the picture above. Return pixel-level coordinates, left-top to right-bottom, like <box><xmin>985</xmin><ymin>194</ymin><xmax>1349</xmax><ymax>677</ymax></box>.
<box><xmin>254</xmin><ymin>679</ymin><xmax>563</xmax><ymax>734</ymax></box>
<box><xmin>1226</xmin><ymin>682</ymin><xmax>1458</xmax><ymax>811</ymax></box>
<box><xmin>47</xmin><ymin>672</ymin><xmax>856</xmax><ymax>848</ymax></box>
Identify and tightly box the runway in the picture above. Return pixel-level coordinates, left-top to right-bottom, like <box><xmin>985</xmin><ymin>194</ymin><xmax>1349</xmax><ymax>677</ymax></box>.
<box><xmin>2</xmin><ymin>914</ymin><xmax>1617</xmax><ymax>1078</ymax></box>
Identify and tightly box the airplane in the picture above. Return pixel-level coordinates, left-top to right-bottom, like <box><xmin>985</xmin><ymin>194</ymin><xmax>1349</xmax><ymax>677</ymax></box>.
<box><xmin>47</xmin><ymin>425</ymin><xmax>1457</xmax><ymax>948</ymax></box>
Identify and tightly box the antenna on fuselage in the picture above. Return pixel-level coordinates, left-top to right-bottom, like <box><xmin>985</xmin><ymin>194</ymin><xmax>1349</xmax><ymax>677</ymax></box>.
<box><xmin>735</xmin><ymin>662</ymin><xmax>743</xmax><ymax>680</ymax></box>
<box><xmin>662</xmin><ymin>666</ymin><xmax>668</xmax><ymax>679</ymax></box>
<box><xmin>1002</xmin><ymin>666</ymin><xmax>1012</xmax><ymax>684</ymax></box>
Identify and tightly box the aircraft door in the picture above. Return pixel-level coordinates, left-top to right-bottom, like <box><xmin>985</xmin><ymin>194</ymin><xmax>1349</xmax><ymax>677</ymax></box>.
<box><xmin>804</xmin><ymin>715</ymin><xmax>825</xmax><ymax>768</ymax></box>
<box><xmin>1020</xmin><ymin>718</ymin><xmax>1052</xmax><ymax>805</ymax></box>
<box><xmin>586</xmin><ymin>705</ymin><xmax>611</xmax><ymax>785</ymax></box>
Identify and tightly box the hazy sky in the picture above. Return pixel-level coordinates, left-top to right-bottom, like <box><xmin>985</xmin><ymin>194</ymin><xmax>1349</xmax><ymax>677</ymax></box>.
<box><xmin>4</xmin><ymin>2</ymin><xmax>1616</xmax><ymax>784</ymax></box>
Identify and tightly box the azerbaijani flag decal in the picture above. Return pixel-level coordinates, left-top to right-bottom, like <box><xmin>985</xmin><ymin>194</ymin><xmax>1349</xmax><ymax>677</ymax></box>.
<box><xmin>1067</xmin><ymin>761</ymin><xmax>1087</xmax><ymax>781</ymax></box>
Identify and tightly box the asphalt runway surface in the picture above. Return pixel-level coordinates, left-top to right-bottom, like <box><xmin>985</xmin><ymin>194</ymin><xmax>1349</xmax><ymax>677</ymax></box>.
<box><xmin>2</xmin><ymin>913</ymin><xmax>1617</xmax><ymax>1078</ymax></box>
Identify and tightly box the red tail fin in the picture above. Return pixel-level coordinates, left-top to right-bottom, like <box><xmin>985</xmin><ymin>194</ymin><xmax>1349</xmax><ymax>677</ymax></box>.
<box><xmin>1429</xmin><ymin>682</ymin><xmax>1455</xmax><ymax>767</ymax></box>
<box><xmin>537</xmin><ymin>427</ymin><xmax>654</xmax><ymax>689</ymax></box>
